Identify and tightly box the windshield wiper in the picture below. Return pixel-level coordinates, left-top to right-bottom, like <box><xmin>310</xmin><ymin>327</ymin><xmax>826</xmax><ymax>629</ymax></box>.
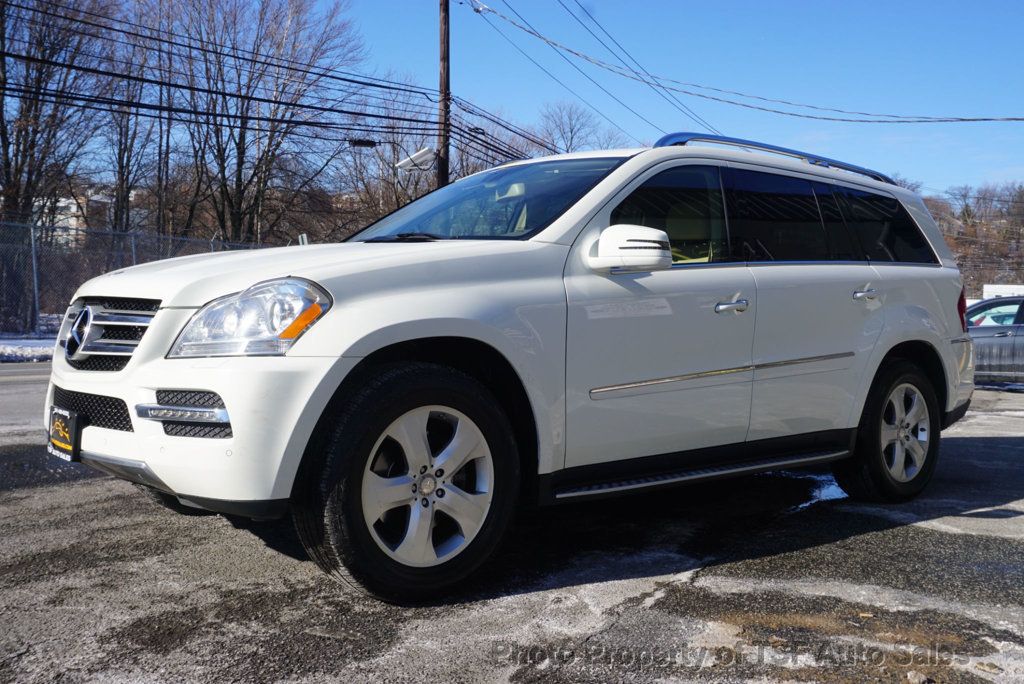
<box><xmin>364</xmin><ymin>232</ymin><xmax>449</xmax><ymax>242</ymax></box>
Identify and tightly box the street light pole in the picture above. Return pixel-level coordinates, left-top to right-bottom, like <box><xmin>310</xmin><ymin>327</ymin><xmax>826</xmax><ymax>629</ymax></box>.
<box><xmin>437</xmin><ymin>0</ymin><xmax>451</xmax><ymax>188</ymax></box>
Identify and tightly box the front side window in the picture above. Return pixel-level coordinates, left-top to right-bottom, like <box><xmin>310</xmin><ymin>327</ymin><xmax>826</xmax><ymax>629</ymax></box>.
<box><xmin>610</xmin><ymin>165</ymin><xmax>727</xmax><ymax>264</ymax></box>
<box><xmin>968</xmin><ymin>300</ymin><xmax>1022</xmax><ymax>327</ymax></box>
<box><xmin>352</xmin><ymin>157</ymin><xmax>623</xmax><ymax>241</ymax></box>
<box><xmin>834</xmin><ymin>187</ymin><xmax>937</xmax><ymax>264</ymax></box>
<box><xmin>724</xmin><ymin>169</ymin><xmax>829</xmax><ymax>262</ymax></box>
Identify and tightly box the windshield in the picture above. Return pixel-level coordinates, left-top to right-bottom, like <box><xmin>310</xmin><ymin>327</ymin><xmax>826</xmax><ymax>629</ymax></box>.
<box><xmin>351</xmin><ymin>157</ymin><xmax>623</xmax><ymax>241</ymax></box>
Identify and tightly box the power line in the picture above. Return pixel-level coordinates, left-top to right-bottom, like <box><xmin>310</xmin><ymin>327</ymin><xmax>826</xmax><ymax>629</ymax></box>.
<box><xmin>1</xmin><ymin>83</ymin><xmax>524</xmax><ymax>169</ymax></box>
<box><xmin>472</xmin><ymin>9</ymin><xmax>640</xmax><ymax>146</ymax></box>
<box><xmin>499</xmin><ymin>1</ymin><xmax>664</xmax><ymax>136</ymax></box>
<box><xmin>559</xmin><ymin>0</ymin><xmax>719</xmax><ymax>135</ymax></box>
<box><xmin>471</xmin><ymin>1</ymin><xmax>1024</xmax><ymax>124</ymax></box>
<box><xmin>12</xmin><ymin>0</ymin><xmax>542</xmax><ymax>155</ymax></box>
<box><xmin>453</xmin><ymin>97</ymin><xmax>560</xmax><ymax>153</ymax></box>
<box><xmin>2</xmin><ymin>26</ymin><xmax>448</xmax><ymax>124</ymax></box>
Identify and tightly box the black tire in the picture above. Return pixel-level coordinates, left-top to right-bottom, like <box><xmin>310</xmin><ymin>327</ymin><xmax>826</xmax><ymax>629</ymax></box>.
<box><xmin>292</xmin><ymin>362</ymin><xmax>520</xmax><ymax>603</ymax></box>
<box><xmin>833</xmin><ymin>360</ymin><xmax>941</xmax><ymax>502</ymax></box>
<box><xmin>134</xmin><ymin>484</ymin><xmax>214</xmax><ymax>516</ymax></box>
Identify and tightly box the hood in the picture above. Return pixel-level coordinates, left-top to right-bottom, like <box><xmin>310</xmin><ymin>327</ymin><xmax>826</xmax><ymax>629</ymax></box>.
<box><xmin>73</xmin><ymin>240</ymin><xmax>547</xmax><ymax>308</ymax></box>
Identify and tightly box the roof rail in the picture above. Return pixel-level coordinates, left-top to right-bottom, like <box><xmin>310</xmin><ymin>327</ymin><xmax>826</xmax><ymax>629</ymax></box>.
<box><xmin>653</xmin><ymin>132</ymin><xmax>895</xmax><ymax>186</ymax></box>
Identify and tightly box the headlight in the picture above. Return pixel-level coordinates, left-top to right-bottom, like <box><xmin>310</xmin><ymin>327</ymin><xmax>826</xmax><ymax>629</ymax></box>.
<box><xmin>168</xmin><ymin>278</ymin><xmax>332</xmax><ymax>358</ymax></box>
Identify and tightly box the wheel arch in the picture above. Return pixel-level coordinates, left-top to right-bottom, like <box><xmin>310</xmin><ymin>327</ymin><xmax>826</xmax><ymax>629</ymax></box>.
<box><xmin>289</xmin><ymin>336</ymin><xmax>542</xmax><ymax>502</ymax></box>
<box><xmin>859</xmin><ymin>339</ymin><xmax>949</xmax><ymax>424</ymax></box>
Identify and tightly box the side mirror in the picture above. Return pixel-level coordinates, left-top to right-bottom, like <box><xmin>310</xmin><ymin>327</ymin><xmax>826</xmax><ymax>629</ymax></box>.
<box><xmin>586</xmin><ymin>224</ymin><xmax>673</xmax><ymax>274</ymax></box>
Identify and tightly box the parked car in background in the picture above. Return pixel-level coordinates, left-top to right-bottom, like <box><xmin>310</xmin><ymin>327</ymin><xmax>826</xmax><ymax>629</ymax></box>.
<box><xmin>45</xmin><ymin>132</ymin><xmax>974</xmax><ymax>602</ymax></box>
<box><xmin>966</xmin><ymin>297</ymin><xmax>1024</xmax><ymax>383</ymax></box>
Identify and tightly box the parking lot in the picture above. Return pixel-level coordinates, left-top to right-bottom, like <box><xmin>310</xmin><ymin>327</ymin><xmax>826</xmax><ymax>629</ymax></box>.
<box><xmin>1</xmin><ymin>363</ymin><xmax>1022</xmax><ymax>682</ymax></box>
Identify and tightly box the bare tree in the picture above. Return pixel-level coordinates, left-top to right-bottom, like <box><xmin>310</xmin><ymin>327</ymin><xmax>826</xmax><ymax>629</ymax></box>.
<box><xmin>103</xmin><ymin>10</ymin><xmax>156</xmax><ymax>235</ymax></box>
<box><xmin>0</xmin><ymin>0</ymin><xmax>111</xmax><ymax>331</ymax></box>
<box><xmin>179</xmin><ymin>0</ymin><xmax>363</xmax><ymax>243</ymax></box>
<box><xmin>535</xmin><ymin>101</ymin><xmax>599</xmax><ymax>153</ymax></box>
<box><xmin>890</xmin><ymin>173</ymin><xmax>922</xmax><ymax>193</ymax></box>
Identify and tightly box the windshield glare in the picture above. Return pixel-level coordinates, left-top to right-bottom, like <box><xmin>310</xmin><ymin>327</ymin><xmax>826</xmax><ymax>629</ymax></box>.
<box><xmin>353</xmin><ymin>157</ymin><xmax>622</xmax><ymax>241</ymax></box>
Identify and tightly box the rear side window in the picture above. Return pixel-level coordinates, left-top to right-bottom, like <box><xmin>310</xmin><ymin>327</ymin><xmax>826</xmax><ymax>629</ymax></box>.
<box><xmin>610</xmin><ymin>165</ymin><xmax>728</xmax><ymax>264</ymax></box>
<box><xmin>834</xmin><ymin>187</ymin><xmax>937</xmax><ymax>264</ymax></box>
<box><xmin>723</xmin><ymin>169</ymin><xmax>829</xmax><ymax>261</ymax></box>
<box><xmin>812</xmin><ymin>182</ymin><xmax>863</xmax><ymax>261</ymax></box>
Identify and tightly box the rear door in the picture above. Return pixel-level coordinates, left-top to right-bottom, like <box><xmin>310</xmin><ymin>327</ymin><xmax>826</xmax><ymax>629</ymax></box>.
<box><xmin>967</xmin><ymin>298</ymin><xmax>1024</xmax><ymax>381</ymax></box>
<box><xmin>723</xmin><ymin>167</ymin><xmax>884</xmax><ymax>442</ymax></box>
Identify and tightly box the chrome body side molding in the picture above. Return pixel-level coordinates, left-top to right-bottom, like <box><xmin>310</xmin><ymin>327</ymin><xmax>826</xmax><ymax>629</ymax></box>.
<box><xmin>590</xmin><ymin>351</ymin><xmax>856</xmax><ymax>399</ymax></box>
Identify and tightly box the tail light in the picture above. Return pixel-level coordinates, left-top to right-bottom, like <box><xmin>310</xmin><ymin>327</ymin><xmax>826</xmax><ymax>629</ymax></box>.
<box><xmin>957</xmin><ymin>287</ymin><xmax>968</xmax><ymax>333</ymax></box>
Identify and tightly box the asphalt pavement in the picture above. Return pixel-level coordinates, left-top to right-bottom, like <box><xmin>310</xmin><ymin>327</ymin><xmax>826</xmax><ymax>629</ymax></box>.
<box><xmin>1</xmin><ymin>363</ymin><xmax>1023</xmax><ymax>682</ymax></box>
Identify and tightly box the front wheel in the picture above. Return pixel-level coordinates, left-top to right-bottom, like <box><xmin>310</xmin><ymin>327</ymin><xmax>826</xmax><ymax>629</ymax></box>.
<box><xmin>833</xmin><ymin>360</ymin><xmax>941</xmax><ymax>502</ymax></box>
<box><xmin>293</xmin><ymin>363</ymin><xmax>519</xmax><ymax>603</ymax></box>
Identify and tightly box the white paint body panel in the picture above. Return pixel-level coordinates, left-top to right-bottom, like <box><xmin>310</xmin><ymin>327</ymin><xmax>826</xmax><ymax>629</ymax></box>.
<box><xmin>46</xmin><ymin>144</ymin><xmax>974</xmax><ymax>504</ymax></box>
<box><xmin>564</xmin><ymin>264</ymin><xmax>756</xmax><ymax>467</ymax></box>
<box><xmin>746</xmin><ymin>263</ymin><xmax>884</xmax><ymax>441</ymax></box>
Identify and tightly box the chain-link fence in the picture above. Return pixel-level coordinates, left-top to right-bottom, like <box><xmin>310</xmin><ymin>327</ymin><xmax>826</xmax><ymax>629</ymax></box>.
<box><xmin>0</xmin><ymin>223</ymin><xmax>257</xmax><ymax>335</ymax></box>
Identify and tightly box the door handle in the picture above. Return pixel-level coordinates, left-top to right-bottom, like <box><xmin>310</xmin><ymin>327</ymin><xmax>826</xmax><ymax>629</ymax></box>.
<box><xmin>715</xmin><ymin>299</ymin><xmax>749</xmax><ymax>314</ymax></box>
<box><xmin>852</xmin><ymin>289</ymin><xmax>878</xmax><ymax>301</ymax></box>
<box><xmin>994</xmin><ymin>331</ymin><xmax>1015</xmax><ymax>338</ymax></box>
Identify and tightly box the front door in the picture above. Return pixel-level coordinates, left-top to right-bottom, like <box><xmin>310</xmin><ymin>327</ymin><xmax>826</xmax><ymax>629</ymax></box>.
<box><xmin>967</xmin><ymin>298</ymin><xmax>1024</xmax><ymax>382</ymax></box>
<box><xmin>564</xmin><ymin>163</ymin><xmax>756</xmax><ymax>469</ymax></box>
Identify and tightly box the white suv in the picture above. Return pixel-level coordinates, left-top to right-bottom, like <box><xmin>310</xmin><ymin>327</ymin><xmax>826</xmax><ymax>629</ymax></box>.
<box><xmin>45</xmin><ymin>133</ymin><xmax>974</xmax><ymax>601</ymax></box>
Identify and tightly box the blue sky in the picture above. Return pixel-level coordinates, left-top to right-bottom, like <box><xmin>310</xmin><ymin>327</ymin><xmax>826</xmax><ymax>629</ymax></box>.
<box><xmin>350</xmin><ymin>0</ymin><xmax>1024</xmax><ymax>191</ymax></box>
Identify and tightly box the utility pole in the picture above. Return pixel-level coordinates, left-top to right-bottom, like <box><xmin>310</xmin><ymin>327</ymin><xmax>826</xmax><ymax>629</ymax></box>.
<box><xmin>437</xmin><ymin>0</ymin><xmax>451</xmax><ymax>188</ymax></box>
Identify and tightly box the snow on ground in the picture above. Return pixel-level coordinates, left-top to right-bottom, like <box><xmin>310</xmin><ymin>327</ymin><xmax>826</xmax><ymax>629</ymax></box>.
<box><xmin>0</xmin><ymin>337</ymin><xmax>55</xmax><ymax>362</ymax></box>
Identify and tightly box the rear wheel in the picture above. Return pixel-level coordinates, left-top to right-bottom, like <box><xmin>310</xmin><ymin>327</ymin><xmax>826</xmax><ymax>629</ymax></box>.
<box><xmin>293</xmin><ymin>363</ymin><xmax>519</xmax><ymax>603</ymax></box>
<box><xmin>833</xmin><ymin>360</ymin><xmax>941</xmax><ymax>502</ymax></box>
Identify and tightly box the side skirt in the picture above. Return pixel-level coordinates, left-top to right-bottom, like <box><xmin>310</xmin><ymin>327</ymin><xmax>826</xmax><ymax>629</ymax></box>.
<box><xmin>538</xmin><ymin>429</ymin><xmax>856</xmax><ymax>505</ymax></box>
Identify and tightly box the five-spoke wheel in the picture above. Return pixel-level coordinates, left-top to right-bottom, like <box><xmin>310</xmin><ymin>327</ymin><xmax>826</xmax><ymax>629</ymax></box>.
<box><xmin>879</xmin><ymin>383</ymin><xmax>931</xmax><ymax>483</ymax></box>
<box><xmin>833</xmin><ymin>359</ymin><xmax>940</xmax><ymax>502</ymax></box>
<box><xmin>293</xmin><ymin>362</ymin><xmax>518</xmax><ymax>602</ymax></box>
<box><xmin>361</xmin><ymin>406</ymin><xmax>494</xmax><ymax>567</ymax></box>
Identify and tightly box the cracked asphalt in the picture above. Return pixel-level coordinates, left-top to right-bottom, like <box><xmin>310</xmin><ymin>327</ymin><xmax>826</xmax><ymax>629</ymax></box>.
<box><xmin>2</xmin><ymin>363</ymin><xmax>1023</xmax><ymax>682</ymax></box>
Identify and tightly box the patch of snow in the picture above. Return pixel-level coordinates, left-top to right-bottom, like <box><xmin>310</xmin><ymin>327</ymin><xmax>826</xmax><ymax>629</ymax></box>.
<box><xmin>779</xmin><ymin>472</ymin><xmax>848</xmax><ymax>512</ymax></box>
<box><xmin>0</xmin><ymin>337</ymin><xmax>55</xmax><ymax>362</ymax></box>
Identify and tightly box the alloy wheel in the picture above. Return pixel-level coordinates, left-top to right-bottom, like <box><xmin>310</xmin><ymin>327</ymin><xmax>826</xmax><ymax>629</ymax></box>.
<box><xmin>880</xmin><ymin>382</ymin><xmax>930</xmax><ymax>483</ymax></box>
<box><xmin>360</xmin><ymin>405</ymin><xmax>494</xmax><ymax>568</ymax></box>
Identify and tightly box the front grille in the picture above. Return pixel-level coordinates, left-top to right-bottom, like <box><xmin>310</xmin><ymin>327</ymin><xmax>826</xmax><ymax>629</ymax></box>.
<box><xmin>156</xmin><ymin>390</ymin><xmax>225</xmax><ymax>408</ymax></box>
<box><xmin>52</xmin><ymin>386</ymin><xmax>134</xmax><ymax>432</ymax></box>
<box><xmin>60</xmin><ymin>297</ymin><xmax>161</xmax><ymax>372</ymax></box>
<box><xmin>156</xmin><ymin>389</ymin><xmax>231</xmax><ymax>438</ymax></box>
<box><xmin>99</xmin><ymin>325</ymin><xmax>147</xmax><ymax>341</ymax></box>
<box><xmin>162</xmin><ymin>422</ymin><xmax>233</xmax><ymax>439</ymax></box>
<box><xmin>79</xmin><ymin>297</ymin><xmax>160</xmax><ymax>312</ymax></box>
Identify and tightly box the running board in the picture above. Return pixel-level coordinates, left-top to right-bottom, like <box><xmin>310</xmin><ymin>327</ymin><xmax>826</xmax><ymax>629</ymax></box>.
<box><xmin>552</xmin><ymin>450</ymin><xmax>849</xmax><ymax>500</ymax></box>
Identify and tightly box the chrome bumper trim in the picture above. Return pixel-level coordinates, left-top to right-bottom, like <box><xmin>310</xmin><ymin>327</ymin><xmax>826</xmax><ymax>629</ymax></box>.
<box><xmin>136</xmin><ymin>404</ymin><xmax>231</xmax><ymax>424</ymax></box>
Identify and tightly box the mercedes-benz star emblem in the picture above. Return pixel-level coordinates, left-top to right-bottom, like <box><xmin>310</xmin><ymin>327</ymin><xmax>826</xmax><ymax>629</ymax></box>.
<box><xmin>64</xmin><ymin>307</ymin><xmax>95</xmax><ymax>361</ymax></box>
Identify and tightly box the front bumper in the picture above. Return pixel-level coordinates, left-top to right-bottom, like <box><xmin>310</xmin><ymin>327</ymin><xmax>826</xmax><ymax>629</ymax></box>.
<box><xmin>47</xmin><ymin>347</ymin><xmax>358</xmax><ymax>508</ymax></box>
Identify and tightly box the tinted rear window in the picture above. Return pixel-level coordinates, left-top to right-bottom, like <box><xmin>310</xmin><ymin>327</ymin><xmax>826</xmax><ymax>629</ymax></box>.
<box><xmin>724</xmin><ymin>169</ymin><xmax>829</xmax><ymax>261</ymax></box>
<box><xmin>834</xmin><ymin>187</ymin><xmax>937</xmax><ymax>263</ymax></box>
<box><xmin>812</xmin><ymin>182</ymin><xmax>864</xmax><ymax>261</ymax></box>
